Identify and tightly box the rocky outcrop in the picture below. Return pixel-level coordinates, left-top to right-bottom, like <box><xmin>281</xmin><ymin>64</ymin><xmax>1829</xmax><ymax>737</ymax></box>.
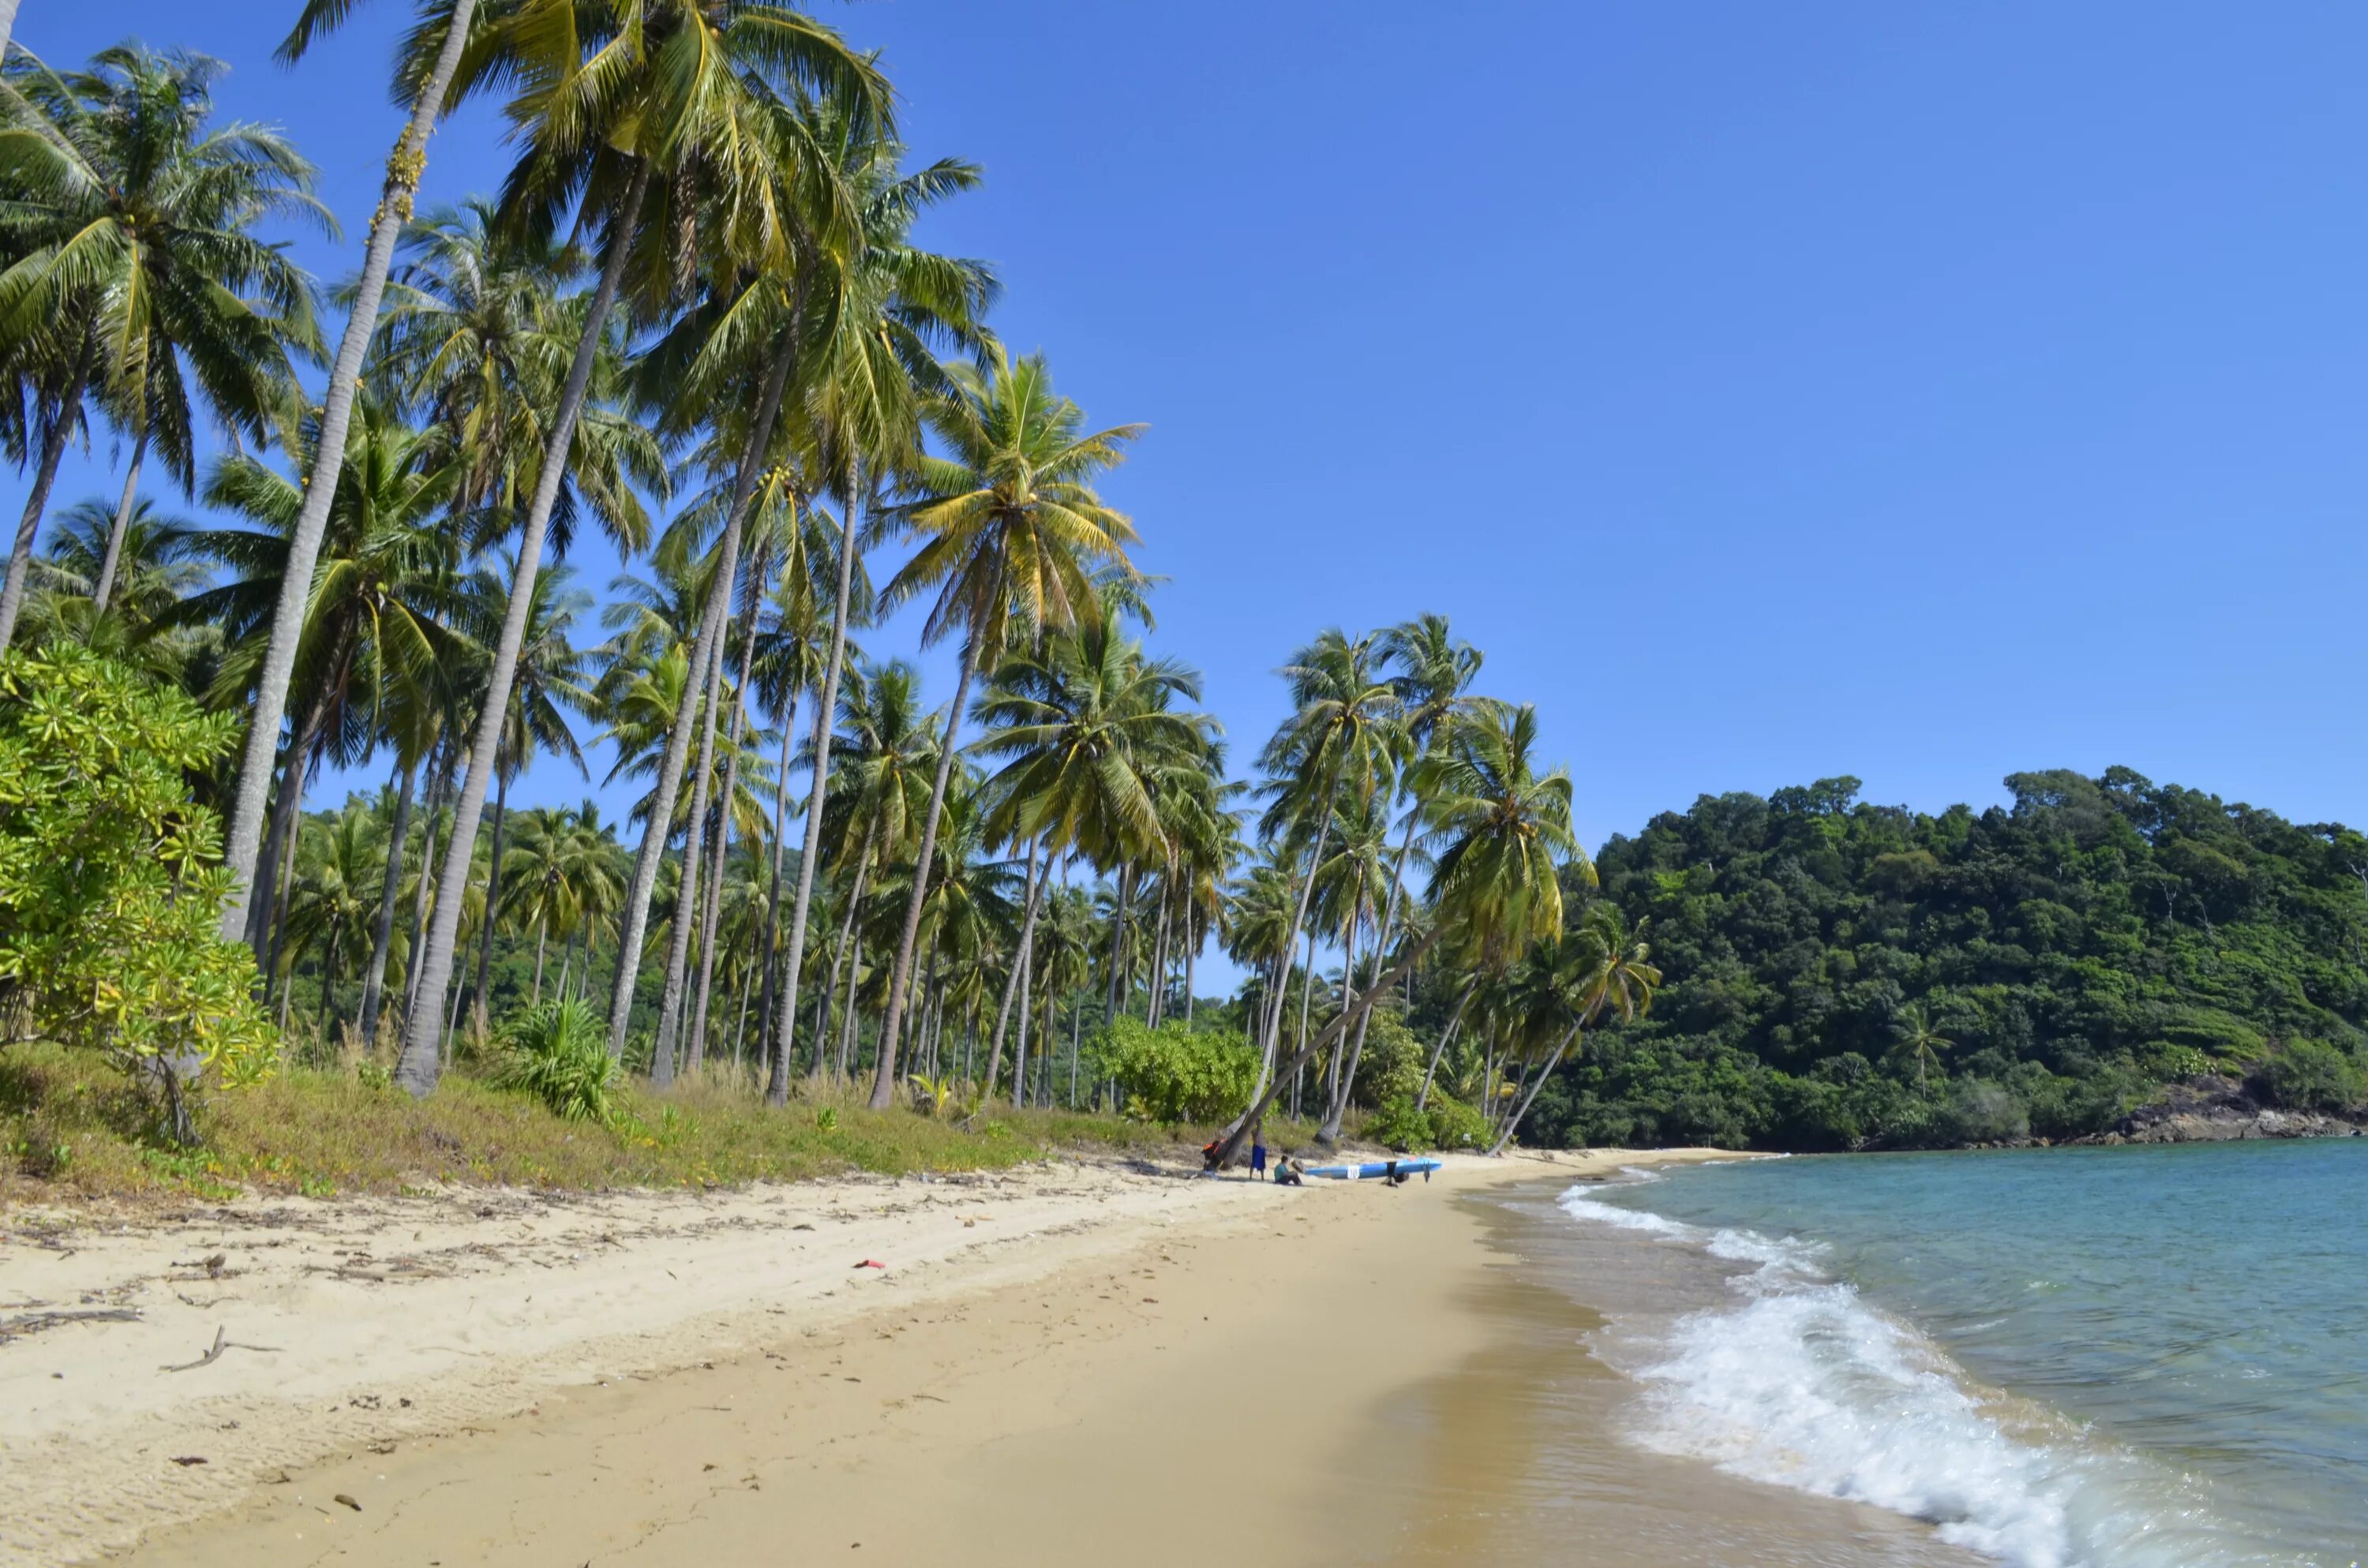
<box><xmin>2094</xmin><ymin>1079</ymin><xmax>2363</xmax><ymax>1145</ymax></box>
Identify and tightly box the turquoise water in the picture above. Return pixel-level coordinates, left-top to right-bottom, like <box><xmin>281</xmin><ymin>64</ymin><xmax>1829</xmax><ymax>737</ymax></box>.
<box><xmin>1560</xmin><ymin>1140</ymin><xmax>2368</xmax><ymax>1567</ymax></box>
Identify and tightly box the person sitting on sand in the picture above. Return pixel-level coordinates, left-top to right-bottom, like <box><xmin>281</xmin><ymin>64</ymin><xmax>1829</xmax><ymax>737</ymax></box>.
<box><xmin>1274</xmin><ymin>1153</ymin><xmax>1303</xmax><ymax>1186</ymax></box>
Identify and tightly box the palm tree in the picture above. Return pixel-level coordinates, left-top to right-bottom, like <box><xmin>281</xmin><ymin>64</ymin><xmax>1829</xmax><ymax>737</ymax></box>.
<box><xmin>1208</xmin><ymin>704</ymin><xmax>1583</xmax><ymax>1167</ymax></box>
<box><xmin>1490</xmin><ymin>905</ymin><xmax>1659</xmax><ymax>1154</ymax></box>
<box><xmin>396</xmin><ymin>0</ymin><xmax>888</xmax><ymax>1095</ymax></box>
<box><xmin>864</xmin><ymin>347</ymin><xmax>1145</xmax><ymax>1109</ymax></box>
<box><xmin>283</xmin><ymin>797</ymin><xmax>380</xmax><ymax>1046</ymax></box>
<box><xmin>1895</xmin><ymin>1003</ymin><xmax>1953</xmax><ymax>1089</ymax></box>
<box><xmin>223</xmin><ymin>0</ymin><xmax>489</xmax><ymax>939</ymax></box>
<box><xmin>970</xmin><ymin>608</ymin><xmax>1214</xmax><ymax>1102</ymax></box>
<box><xmin>29</xmin><ymin>495</ymin><xmax>207</xmax><ymax>643</ymax></box>
<box><xmin>0</xmin><ymin>43</ymin><xmax>326</xmax><ymax>653</ymax></box>
<box><xmin>178</xmin><ymin>397</ymin><xmax>466</xmax><ymax>972</ymax></box>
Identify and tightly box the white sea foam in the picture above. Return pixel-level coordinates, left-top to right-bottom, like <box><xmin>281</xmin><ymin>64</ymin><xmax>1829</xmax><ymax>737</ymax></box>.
<box><xmin>1553</xmin><ymin>1182</ymin><xmax>2250</xmax><ymax>1568</ymax></box>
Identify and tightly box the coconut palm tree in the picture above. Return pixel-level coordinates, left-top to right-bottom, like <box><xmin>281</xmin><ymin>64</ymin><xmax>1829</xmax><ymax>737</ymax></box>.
<box><xmin>766</xmin><ymin>114</ymin><xmax>995</xmax><ymax>1105</ymax></box>
<box><xmin>227</xmin><ymin>0</ymin><xmax>491</xmax><ymax>944</ymax></box>
<box><xmin>1208</xmin><ymin>704</ymin><xmax>1583</xmax><ymax>1167</ymax></box>
<box><xmin>1895</xmin><ymin>1002</ymin><xmax>1953</xmax><ymax>1089</ymax></box>
<box><xmin>0</xmin><ymin>43</ymin><xmax>326</xmax><ymax>653</ymax></box>
<box><xmin>397</xmin><ymin>0</ymin><xmax>888</xmax><ymax>1095</ymax></box>
<box><xmin>865</xmin><ymin>346</ymin><xmax>1146</xmax><ymax>1108</ymax></box>
<box><xmin>1490</xmin><ymin>905</ymin><xmax>1659</xmax><ymax>1154</ymax></box>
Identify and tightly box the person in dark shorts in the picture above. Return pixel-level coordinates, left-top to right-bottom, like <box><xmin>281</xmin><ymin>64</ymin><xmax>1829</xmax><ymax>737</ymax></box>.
<box><xmin>1250</xmin><ymin>1134</ymin><xmax>1268</xmax><ymax>1180</ymax></box>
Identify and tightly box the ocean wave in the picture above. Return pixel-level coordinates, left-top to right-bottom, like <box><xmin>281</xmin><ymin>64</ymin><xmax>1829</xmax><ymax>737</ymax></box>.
<box><xmin>1553</xmin><ymin>1182</ymin><xmax>2261</xmax><ymax>1568</ymax></box>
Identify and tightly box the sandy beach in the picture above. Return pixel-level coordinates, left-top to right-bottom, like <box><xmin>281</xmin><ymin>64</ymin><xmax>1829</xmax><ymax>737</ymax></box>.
<box><xmin>3</xmin><ymin>1147</ymin><xmax>1961</xmax><ymax>1566</ymax></box>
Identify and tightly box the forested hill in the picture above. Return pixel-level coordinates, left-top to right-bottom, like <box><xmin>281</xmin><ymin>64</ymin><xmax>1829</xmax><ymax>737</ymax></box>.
<box><xmin>1527</xmin><ymin>769</ymin><xmax>2368</xmax><ymax>1151</ymax></box>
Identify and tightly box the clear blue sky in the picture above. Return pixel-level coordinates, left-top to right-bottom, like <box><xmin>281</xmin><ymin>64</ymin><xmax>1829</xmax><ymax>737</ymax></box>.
<box><xmin>20</xmin><ymin>2</ymin><xmax>2367</xmax><ymax>878</ymax></box>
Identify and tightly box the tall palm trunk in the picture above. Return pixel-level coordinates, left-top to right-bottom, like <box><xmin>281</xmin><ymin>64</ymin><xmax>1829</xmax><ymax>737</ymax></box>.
<box><xmin>1317</xmin><ymin>915</ymin><xmax>1362</xmax><ymax>1144</ymax></box>
<box><xmin>530</xmin><ymin>919</ymin><xmax>547</xmax><ymax>1005</ymax></box>
<box><xmin>1145</xmin><ymin>892</ymin><xmax>1171</xmax><ymax>1027</ymax></box>
<box><xmin>1183</xmin><ymin>916</ymin><xmax>1197</xmax><ymax>1025</ymax></box>
<box><xmin>1334</xmin><ymin>806</ymin><xmax>1422</xmax><ymax>1121</ymax></box>
<box><xmin>466</xmin><ymin>769</ymin><xmax>510</xmax><ymax>1036</ymax></box>
<box><xmin>818</xmin><ymin>814</ymin><xmax>879</xmax><ymax>1078</ymax></box>
<box><xmin>90</xmin><ymin>425</ymin><xmax>148</xmax><ymax>616</ymax></box>
<box><xmin>1414</xmin><ymin>977</ymin><xmax>1478</xmax><ymax>1113</ymax></box>
<box><xmin>1489</xmin><ymin>1023</ymin><xmax>1582</xmax><ymax>1156</ymax></box>
<box><xmin>0</xmin><ymin>3</ymin><xmax>21</xmax><ymax>62</ymax></box>
<box><xmin>753</xmin><ymin>694</ymin><xmax>798</xmax><ymax>1071</ymax></box>
<box><xmin>1212</xmin><ymin>923</ymin><xmax>1449</xmax><ymax>1169</ymax></box>
<box><xmin>1013</xmin><ymin>900</ymin><xmax>1037</xmax><ymax>1109</ymax></box>
<box><xmin>684</xmin><ymin>799</ymin><xmax>727</xmax><ymax>1076</ymax></box>
<box><xmin>403</xmin><ymin>749</ymin><xmax>448</xmax><ymax>1018</ymax></box>
<box><xmin>868</xmin><ymin>634</ymin><xmax>980</xmax><ymax>1109</ymax></box>
<box><xmin>397</xmin><ymin>158</ymin><xmax>650</xmax><ymax>1098</ymax></box>
<box><xmin>0</xmin><ymin>327</ymin><xmax>96</xmax><ymax>654</ymax></box>
<box><xmin>1259</xmin><ymin>808</ymin><xmax>1332</xmax><ymax>1072</ymax></box>
<box><xmin>629</xmin><ymin>339</ymin><xmax>794</xmax><ymax>1074</ymax></box>
<box><xmin>687</xmin><ymin>574</ymin><xmax>764</xmax><ymax>1072</ymax></box>
<box><xmin>221</xmin><ymin>0</ymin><xmax>481</xmax><ymax>938</ymax></box>
<box><xmin>355</xmin><ymin>755</ymin><xmax>417</xmax><ymax>1046</ymax></box>
<box><xmin>979</xmin><ymin>836</ymin><xmax>1041</xmax><ymax>1103</ymax></box>
<box><xmin>1104</xmin><ymin>864</ymin><xmax>1133</xmax><ymax>1021</ymax></box>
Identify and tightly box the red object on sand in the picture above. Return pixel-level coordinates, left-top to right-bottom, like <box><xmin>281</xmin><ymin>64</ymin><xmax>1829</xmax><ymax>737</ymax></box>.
<box><xmin>854</xmin><ymin>1259</ymin><xmax>886</xmax><ymax>1269</ymax></box>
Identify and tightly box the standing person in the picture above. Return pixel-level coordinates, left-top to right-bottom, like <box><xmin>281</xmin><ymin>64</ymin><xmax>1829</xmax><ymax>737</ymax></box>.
<box><xmin>1250</xmin><ymin>1129</ymin><xmax>1269</xmax><ymax>1181</ymax></box>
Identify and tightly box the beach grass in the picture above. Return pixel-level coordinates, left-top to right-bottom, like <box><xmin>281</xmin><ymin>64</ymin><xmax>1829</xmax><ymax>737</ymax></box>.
<box><xmin>0</xmin><ymin>1045</ymin><xmax>1341</xmax><ymax>1206</ymax></box>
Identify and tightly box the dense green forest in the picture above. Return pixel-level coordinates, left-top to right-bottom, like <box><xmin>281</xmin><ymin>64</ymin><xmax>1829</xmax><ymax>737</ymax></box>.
<box><xmin>1511</xmin><ymin>769</ymin><xmax>2368</xmax><ymax>1151</ymax></box>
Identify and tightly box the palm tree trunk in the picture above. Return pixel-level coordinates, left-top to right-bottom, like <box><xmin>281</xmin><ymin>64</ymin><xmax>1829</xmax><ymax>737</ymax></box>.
<box><xmin>466</xmin><ymin>770</ymin><xmax>510</xmax><ymax>1038</ymax></box>
<box><xmin>356</xmin><ymin>754</ymin><xmax>416</xmax><ymax>1047</ymax></box>
<box><xmin>620</xmin><ymin>341</ymin><xmax>796</xmax><ymax>1075</ymax></box>
<box><xmin>1489</xmin><ymin>1024</ymin><xmax>1581</xmax><ymax>1156</ymax></box>
<box><xmin>1146</xmin><ymin>893</ymin><xmax>1171</xmax><ymax>1027</ymax></box>
<box><xmin>688</xmin><ymin>587</ymin><xmax>762</xmax><ymax>1073</ymax></box>
<box><xmin>556</xmin><ymin>939</ymin><xmax>573</xmax><ymax>1005</ymax></box>
<box><xmin>1335</xmin><ymin>807</ymin><xmax>1422</xmax><ymax>1122</ymax></box>
<box><xmin>220</xmin><ymin>0</ymin><xmax>481</xmax><ymax>940</ymax></box>
<box><xmin>530</xmin><ymin>919</ymin><xmax>548</xmax><ymax>1005</ymax></box>
<box><xmin>317</xmin><ymin>926</ymin><xmax>343</xmax><ymax>1046</ymax></box>
<box><xmin>90</xmin><ymin>425</ymin><xmax>148</xmax><ymax>616</ymax></box>
<box><xmin>261</xmin><ymin>747</ymin><xmax>310</xmax><ymax>994</ymax></box>
<box><xmin>754</xmin><ymin>694</ymin><xmax>797</xmax><ymax>1072</ymax></box>
<box><xmin>0</xmin><ymin>326</ymin><xmax>96</xmax><ymax>655</ymax></box>
<box><xmin>403</xmin><ymin>748</ymin><xmax>448</xmax><ymax>1019</ymax></box>
<box><xmin>1211</xmin><ymin>925</ymin><xmax>1448</xmax><ymax>1168</ymax></box>
<box><xmin>1414</xmin><ymin>978</ymin><xmax>1478</xmax><ymax>1113</ymax></box>
<box><xmin>979</xmin><ymin>836</ymin><xmax>1041</xmax><ymax>1105</ymax></box>
<box><xmin>767</xmin><ymin>466</ymin><xmax>865</xmax><ymax>1106</ymax></box>
<box><xmin>1317</xmin><ymin>917</ymin><xmax>1362</xmax><ymax>1144</ymax></box>
<box><xmin>1260</xmin><ymin>810</ymin><xmax>1332</xmax><ymax>1068</ymax></box>
<box><xmin>819</xmin><ymin>818</ymin><xmax>879</xmax><ymax>1079</ymax></box>
<box><xmin>1184</xmin><ymin>919</ymin><xmax>1196</xmax><ymax>1025</ymax></box>
<box><xmin>1104</xmin><ymin>864</ymin><xmax>1133</xmax><ymax>1021</ymax></box>
<box><xmin>397</xmin><ymin>156</ymin><xmax>650</xmax><ymax>1098</ymax></box>
<box><xmin>1069</xmin><ymin>996</ymin><xmax>1082</xmax><ymax>1109</ymax></box>
<box><xmin>868</xmin><ymin>634</ymin><xmax>980</xmax><ymax>1110</ymax></box>
<box><xmin>1014</xmin><ymin>899</ymin><xmax>1037</xmax><ymax>1109</ymax></box>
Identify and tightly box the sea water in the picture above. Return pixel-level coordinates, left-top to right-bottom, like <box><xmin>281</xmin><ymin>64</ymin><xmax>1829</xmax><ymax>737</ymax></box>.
<box><xmin>1554</xmin><ymin>1140</ymin><xmax>2368</xmax><ymax>1568</ymax></box>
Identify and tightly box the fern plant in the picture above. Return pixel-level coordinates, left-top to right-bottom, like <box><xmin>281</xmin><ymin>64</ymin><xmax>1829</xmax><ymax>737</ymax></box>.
<box><xmin>491</xmin><ymin>999</ymin><xmax>622</xmax><ymax>1127</ymax></box>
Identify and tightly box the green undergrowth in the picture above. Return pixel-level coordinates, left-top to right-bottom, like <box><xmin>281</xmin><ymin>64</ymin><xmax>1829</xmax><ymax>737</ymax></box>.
<box><xmin>0</xmin><ymin>1045</ymin><xmax>1328</xmax><ymax>1206</ymax></box>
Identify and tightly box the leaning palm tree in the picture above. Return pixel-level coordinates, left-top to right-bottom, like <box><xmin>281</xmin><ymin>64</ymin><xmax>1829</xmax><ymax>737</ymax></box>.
<box><xmin>1208</xmin><ymin>704</ymin><xmax>1584</xmax><ymax>1167</ymax></box>
<box><xmin>1490</xmin><ymin>905</ymin><xmax>1659</xmax><ymax>1154</ymax></box>
<box><xmin>397</xmin><ymin>0</ymin><xmax>890</xmax><ymax>1095</ymax></box>
<box><xmin>864</xmin><ymin>346</ymin><xmax>1146</xmax><ymax>1109</ymax></box>
<box><xmin>0</xmin><ymin>43</ymin><xmax>326</xmax><ymax>652</ymax></box>
<box><xmin>222</xmin><ymin>0</ymin><xmax>489</xmax><ymax>938</ymax></box>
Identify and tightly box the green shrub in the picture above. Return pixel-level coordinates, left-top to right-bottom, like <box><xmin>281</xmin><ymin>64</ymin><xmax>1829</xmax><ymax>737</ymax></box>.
<box><xmin>2250</xmin><ymin>1039</ymin><xmax>2364</xmax><ymax>1113</ymax></box>
<box><xmin>0</xmin><ymin>646</ymin><xmax>276</xmax><ymax>1093</ymax></box>
<box><xmin>1366</xmin><ymin>1091</ymin><xmax>1490</xmax><ymax>1152</ymax></box>
<box><xmin>491</xmin><ymin>999</ymin><xmax>622</xmax><ymax>1126</ymax></box>
<box><xmin>1088</xmin><ymin>1017</ymin><xmax>1258</xmax><ymax>1124</ymax></box>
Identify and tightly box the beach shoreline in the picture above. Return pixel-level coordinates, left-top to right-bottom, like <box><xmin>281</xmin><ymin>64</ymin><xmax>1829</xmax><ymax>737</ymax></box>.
<box><xmin>3</xmin><ymin>1147</ymin><xmax>1732</xmax><ymax>1566</ymax></box>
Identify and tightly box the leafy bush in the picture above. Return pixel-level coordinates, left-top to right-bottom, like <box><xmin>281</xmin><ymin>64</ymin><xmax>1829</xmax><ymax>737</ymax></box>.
<box><xmin>1369</xmin><ymin>1090</ymin><xmax>1493</xmax><ymax>1152</ymax></box>
<box><xmin>1088</xmin><ymin>1017</ymin><xmax>1258</xmax><ymax>1124</ymax></box>
<box><xmin>2250</xmin><ymin>1039</ymin><xmax>2364</xmax><ymax>1113</ymax></box>
<box><xmin>490</xmin><ymin>999</ymin><xmax>621</xmax><ymax>1125</ymax></box>
<box><xmin>0</xmin><ymin>646</ymin><xmax>276</xmax><ymax>1093</ymax></box>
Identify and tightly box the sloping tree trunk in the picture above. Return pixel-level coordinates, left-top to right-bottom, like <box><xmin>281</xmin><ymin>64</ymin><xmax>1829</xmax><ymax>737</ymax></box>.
<box><xmin>768</xmin><ymin>469</ymin><xmax>865</xmax><ymax>1105</ymax></box>
<box><xmin>1258</xmin><ymin>810</ymin><xmax>1332</xmax><ymax>1075</ymax></box>
<box><xmin>0</xmin><ymin>327</ymin><xmax>96</xmax><ymax>654</ymax></box>
<box><xmin>630</xmin><ymin>336</ymin><xmax>792</xmax><ymax>1076</ymax></box>
<box><xmin>1184</xmin><ymin>917</ymin><xmax>1197</xmax><ymax>1025</ymax></box>
<box><xmin>1332</xmin><ymin>806</ymin><xmax>1423</xmax><ymax>1124</ymax></box>
<box><xmin>1212</xmin><ymin>923</ymin><xmax>1448</xmax><ymax>1169</ymax></box>
<box><xmin>753</xmin><ymin>695</ymin><xmax>798</xmax><ymax>1075</ymax></box>
<box><xmin>355</xmin><ymin>755</ymin><xmax>416</xmax><ymax>1046</ymax></box>
<box><xmin>687</xmin><ymin>578</ymin><xmax>764</xmax><ymax>1073</ymax></box>
<box><xmin>1317</xmin><ymin>916</ymin><xmax>1362</xmax><ymax>1144</ymax></box>
<box><xmin>1013</xmin><ymin>897</ymin><xmax>1037</xmax><ymax>1109</ymax></box>
<box><xmin>530</xmin><ymin>919</ymin><xmax>547</xmax><ymax>1004</ymax></box>
<box><xmin>1489</xmin><ymin>1024</ymin><xmax>1581</xmax><ymax>1156</ymax></box>
<box><xmin>818</xmin><ymin>816</ymin><xmax>879</xmax><ymax>1079</ymax></box>
<box><xmin>90</xmin><ymin>426</ymin><xmax>148</xmax><ymax>616</ymax></box>
<box><xmin>464</xmin><ymin>770</ymin><xmax>509</xmax><ymax>1036</ymax></box>
<box><xmin>0</xmin><ymin>3</ymin><xmax>21</xmax><ymax>63</ymax></box>
<box><xmin>1414</xmin><ymin>977</ymin><xmax>1478</xmax><ymax>1113</ymax></box>
<box><xmin>978</xmin><ymin>836</ymin><xmax>1041</xmax><ymax>1103</ymax></box>
<box><xmin>1146</xmin><ymin>893</ymin><xmax>1172</xmax><ymax>1027</ymax></box>
<box><xmin>868</xmin><ymin>635</ymin><xmax>980</xmax><ymax>1110</ymax></box>
<box><xmin>221</xmin><ymin>0</ymin><xmax>481</xmax><ymax>939</ymax></box>
<box><xmin>397</xmin><ymin>159</ymin><xmax>650</xmax><ymax>1098</ymax></box>
<box><xmin>403</xmin><ymin>747</ymin><xmax>448</xmax><ymax>1019</ymax></box>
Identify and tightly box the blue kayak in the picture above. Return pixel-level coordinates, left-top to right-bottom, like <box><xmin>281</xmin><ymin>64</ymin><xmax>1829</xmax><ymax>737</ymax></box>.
<box><xmin>1301</xmin><ymin>1158</ymin><xmax>1441</xmax><ymax>1182</ymax></box>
